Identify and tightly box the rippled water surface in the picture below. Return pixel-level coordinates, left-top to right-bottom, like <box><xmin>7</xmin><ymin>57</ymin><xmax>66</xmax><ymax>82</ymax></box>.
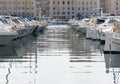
<box><xmin>0</xmin><ymin>25</ymin><xmax>120</xmax><ymax>84</ymax></box>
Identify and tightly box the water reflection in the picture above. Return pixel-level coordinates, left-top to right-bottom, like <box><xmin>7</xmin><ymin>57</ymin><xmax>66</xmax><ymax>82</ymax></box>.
<box><xmin>0</xmin><ymin>35</ymin><xmax>37</xmax><ymax>62</ymax></box>
<box><xmin>69</xmin><ymin>29</ymin><xmax>104</xmax><ymax>62</ymax></box>
<box><xmin>104</xmin><ymin>54</ymin><xmax>120</xmax><ymax>84</ymax></box>
<box><xmin>5</xmin><ymin>62</ymin><xmax>12</xmax><ymax>84</ymax></box>
<box><xmin>37</xmin><ymin>25</ymin><xmax>71</xmax><ymax>57</ymax></box>
<box><xmin>0</xmin><ymin>34</ymin><xmax>38</xmax><ymax>84</ymax></box>
<box><xmin>0</xmin><ymin>25</ymin><xmax>119</xmax><ymax>84</ymax></box>
<box><xmin>36</xmin><ymin>26</ymin><xmax>110</xmax><ymax>84</ymax></box>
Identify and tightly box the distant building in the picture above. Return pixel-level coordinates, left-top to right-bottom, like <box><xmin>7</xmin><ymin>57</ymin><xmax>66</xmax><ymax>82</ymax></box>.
<box><xmin>50</xmin><ymin>0</ymin><xmax>100</xmax><ymax>20</ymax></box>
<box><xmin>99</xmin><ymin>0</ymin><xmax>105</xmax><ymax>13</ymax></box>
<box><xmin>0</xmin><ymin>0</ymin><xmax>37</xmax><ymax>18</ymax></box>
<box><xmin>76</xmin><ymin>0</ymin><xmax>100</xmax><ymax>18</ymax></box>
<box><xmin>116</xmin><ymin>0</ymin><xmax>120</xmax><ymax>15</ymax></box>
<box><xmin>103</xmin><ymin>0</ymin><xmax>120</xmax><ymax>15</ymax></box>
<box><xmin>3</xmin><ymin>0</ymin><xmax>119</xmax><ymax>19</ymax></box>
<box><xmin>36</xmin><ymin>0</ymin><xmax>50</xmax><ymax>20</ymax></box>
<box><xmin>104</xmin><ymin>0</ymin><xmax>115</xmax><ymax>14</ymax></box>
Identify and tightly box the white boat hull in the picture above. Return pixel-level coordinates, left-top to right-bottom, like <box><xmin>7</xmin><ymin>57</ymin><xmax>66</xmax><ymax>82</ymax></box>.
<box><xmin>91</xmin><ymin>29</ymin><xmax>101</xmax><ymax>40</ymax></box>
<box><xmin>100</xmin><ymin>32</ymin><xmax>106</xmax><ymax>45</ymax></box>
<box><xmin>0</xmin><ymin>32</ymin><xmax>18</xmax><ymax>45</ymax></box>
<box><xmin>16</xmin><ymin>26</ymin><xmax>36</xmax><ymax>38</ymax></box>
<box><xmin>104</xmin><ymin>33</ymin><xmax>120</xmax><ymax>54</ymax></box>
<box><xmin>86</xmin><ymin>28</ymin><xmax>94</xmax><ymax>39</ymax></box>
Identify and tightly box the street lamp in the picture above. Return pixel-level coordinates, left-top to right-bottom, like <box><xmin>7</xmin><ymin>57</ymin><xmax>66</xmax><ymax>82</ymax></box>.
<box><xmin>99</xmin><ymin>8</ymin><xmax>103</xmax><ymax>16</ymax></box>
<box><xmin>39</xmin><ymin>8</ymin><xmax>41</xmax><ymax>21</ymax></box>
<box><xmin>50</xmin><ymin>11</ymin><xmax>53</xmax><ymax>19</ymax></box>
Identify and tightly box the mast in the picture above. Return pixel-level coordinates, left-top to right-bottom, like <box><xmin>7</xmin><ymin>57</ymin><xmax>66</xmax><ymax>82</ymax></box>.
<box><xmin>2</xmin><ymin>0</ymin><xmax>5</xmax><ymax>15</ymax></box>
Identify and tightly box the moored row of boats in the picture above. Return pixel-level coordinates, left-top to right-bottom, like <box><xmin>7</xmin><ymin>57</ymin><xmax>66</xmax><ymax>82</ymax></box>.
<box><xmin>0</xmin><ymin>16</ymin><xmax>47</xmax><ymax>45</ymax></box>
<box><xmin>69</xmin><ymin>16</ymin><xmax>120</xmax><ymax>54</ymax></box>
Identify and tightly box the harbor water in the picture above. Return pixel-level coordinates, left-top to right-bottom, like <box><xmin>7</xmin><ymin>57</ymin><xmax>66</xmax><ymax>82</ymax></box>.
<box><xmin>0</xmin><ymin>25</ymin><xmax>120</xmax><ymax>84</ymax></box>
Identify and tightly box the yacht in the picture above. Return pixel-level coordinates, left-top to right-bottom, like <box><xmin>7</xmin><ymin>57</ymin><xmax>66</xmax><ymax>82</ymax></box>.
<box><xmin>0</xmin><ymin>17</ymin><xmax>18</xmax><ymax>45</ymax></box>
<box><xmin>76</xmin><ymin>18</ymin><xmax>90</xmax><ymax>34</ymax></box>
<box><xmin>4</xmin><ymin>16</ymin><xmax>36</xmax><ymax>38</ymax></box>
<box><xmin>104</xmin><ymin>20</ymin><xmax>120</xmax><ymax>54</ymax></box>
<box><xmin>86</xmin><ymin>17</ymin><xmax>105</xmax><ymax>39</ymax></box>
<box><xmin>100</xmin><ymin>18</ymin><xmax>117</xmax><ymax>44</ymax></box>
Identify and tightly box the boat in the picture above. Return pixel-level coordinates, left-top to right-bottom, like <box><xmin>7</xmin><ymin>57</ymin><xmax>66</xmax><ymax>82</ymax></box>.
<box><xmin>0</xmin><ymin>17</ymin><xmax>18</xmax><ymax>45</ymax></box>
<box><xmin>104</xmin><ymin>20</ymin><xmax>120</xmax><ymax>54</ymax></box>
<box><xmin>86</xmin><ymin>17</ymin><xmax>105</xmax><ymax>39</ymax></box>
<box><xmin>76</xmin><ymin>18</ymin><xmax>90</xmax><ymax>34</ymax></box>
<box><xmin>99</xmin><ymin>17</ymin><xmax>118</xmax><ymax>45</ymax></box>
<box><xmin>68</xmin><ymin>19</ymin><xmax>79</xmax><ymax>28</ymax></box>
<box><xmin>3</xmin><ymin>16</ymin><xmax>38</xmax><ymax>38</ymax></box>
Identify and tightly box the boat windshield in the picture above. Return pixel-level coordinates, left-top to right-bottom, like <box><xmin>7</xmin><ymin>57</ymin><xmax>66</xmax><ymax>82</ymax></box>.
<box><xmin>96</xmin><ymin>19</ymin><xmax>105</xmax><ymax>24</ymax></box>
<box><xmin>24</xmin><ymin>18</ymin><xmax>30</xmax><ymax>22</ymax></box>
<box><xmin>0</xmin><ymin>18</ymin><xmax>9</xmax><ymax>24</ymax></box>
<box><xmin>108</xmin><ymin>19</ymin><xmax>116</xmax><ymax>24</ymax></box>
<box><xmin>18</xmin><ymin>18</ymin><xmax>26</xmax><ymax>22</ymax></box>
<box><xmin>11</xmin><ymin>19</ymin><xmax>20</xmax><ymax>23</ymax></box>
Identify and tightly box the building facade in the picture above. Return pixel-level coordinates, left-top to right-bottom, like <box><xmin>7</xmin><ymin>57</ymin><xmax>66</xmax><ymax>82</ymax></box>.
<box><xmin>77</xmin><ymin>0</ymin><xmax>100</xmax><ymax>18</ymax></box>
<box><xmin>50</xmin><ymin>0</ymin><xmax>100</xmax><ymax>19</ymax></box>
<box><xmin>99</xmin><ymin>0</ymin><xmax>105</xmax><ymax>13</ymax></box>
<box><xmin>105</xmin><ymin>0</ymin><xmax>115</xmax><ymax>14</ymax></box>
<box><xmin>0</xmin><ymin>0</ymin><xmax>37</xmax><ymax>18</ymax></box>
<box><xmin>116</xmin><ymin>0</ymin><xmax>120</xmax><ymax>15</ymax></box>
<box><xmin>36</xmin><ymin>0</ymin><xmax>50</xmax><ymax>20</ymax></box>
<box><xmin>104</xmin><ymin>0</ymin><xmax>120</xmax><ymax>15</ymax></box>
<box><xmin>1</xmin><ymin>0</ymin><xmax>120</xmax><ymax>19</ymax></box>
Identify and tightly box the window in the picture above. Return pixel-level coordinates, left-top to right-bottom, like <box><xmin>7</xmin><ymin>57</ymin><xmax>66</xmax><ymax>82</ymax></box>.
<box><xmin>63</xmin><ymin>1</ymin><xmax>65</xmax><ymax>5</ymax></box>
<box><xmin>68</xmin><ymin>12</ymin><xmax>70</xmax><ymax>14</ymax></box>
<box><xmin>72</xmin><ymin>16</ymin><xmax>74</xmax><ymax>18</ymax></box>
<box><xmin>58</xmin><ymin>12</ymin><xmax>60</xmax><ymax>14</ymax></box>
<box><xmin>72</xmin><ymin>7</ymin><xmax>74</xmax><ymax>10</ymax></box>
<box><xmin>18</xmin><ymin>2</ymin><xmax>20</xmax><ymax>4</ymax></box>
<box><xmin>53</xmin><ymin>1</ymin><xmax>55</xmax><ymax>4</ymax></box>
<box><xmin>72</xmin><ymin>1</ymin><xmax>74</xmax><ymax>5</ymax></box>
<box><xmin>63</xmin><ymin>7</ymin><xmax>65</xmax><ymax>10</ymax></box>
<box><xmin>58</xmin><ymin>1</ymin><xmax>59</xmax><ymax>5</ymax></box>
<box><xmin>94</xmin><ymin>13</ymin><xmax>97</xmax><ymax>15</ymax></box>
<box><xmin>86</xmin><ymin>2</ymin><xmax>88</xmax><ymax>5</ymax></box>
<box><xmin>86</xmin><ymin>7</ymin><xmax>88</xmax><ymax>10</ymax></box>
<box><xmin>82</xmin><ymin>2</ymin><xmax>84</xmax><ymax>5</ymax></box>
<box><xmin>116</xmin><ymin>2</ymin><xmax>119</xmax><ymax>5</ymax></box>
<box><xmin>62</xmin><ymin>12</ymin><xmax>65</xmax><ymax>14</ymax></box>
<box><xmin>68</xmin><ymin>1</ymin><xmax>70</xmax><ymax>5</ymax></box>
<box><xmin>0</xmin><ymin>2</ymin><xmax>2</xmax><ymax>4</ymax></box>
<box><xmin>94</xmin><ymin>2</ymin><xmax>97</xmax><ymax>5</ymax></box>
<box><xmin>82</xmin><ymin>7</ymin><xmax>84</xmax><ymax>10</ymax></box>
<box><xmin>90</xmin><ymin>1</ymin><xmax>92</xmax><ymax>5</ymax></box>
<box><xmin>68</xmin><ymin>7</ymin><xmax>70</xmax><ymax>10</ymax></box>
<box><xmin>116</xmin><ymin>7</ymin><xmax>119</xmax><ymax>10</ymax></box>
<box><xmin>53</xmin><ymin>7</ymin><xmax>55</xmax><ymax>10</ymax></box>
